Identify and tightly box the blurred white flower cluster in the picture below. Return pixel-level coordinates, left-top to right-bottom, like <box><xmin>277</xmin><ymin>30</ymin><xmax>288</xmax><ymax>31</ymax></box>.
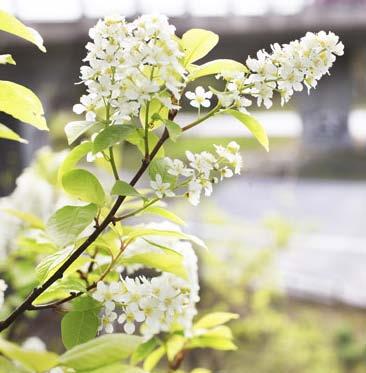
<box><xmin>93</xmin><ymin>222</ymin><xmax>199</xmax><ymax>340</ymax></box>
<box><xmin>74</xmin><ymin>14</ymin><xmax>186</xmax><ymax>123</ymax></box>
<box><xmin>0</xmin><ymin>279</ymin><xmax>7</xmax><ymax>309</ymax></box>
<box><xmin>217</xmin><ymin>31</ymin><xmax>344</xmax><ymax>111</ymax></box>
<box><xmin>151</xmin><ymin>141</ymin><xmax>242</xmax><ymax>206</ymax></box>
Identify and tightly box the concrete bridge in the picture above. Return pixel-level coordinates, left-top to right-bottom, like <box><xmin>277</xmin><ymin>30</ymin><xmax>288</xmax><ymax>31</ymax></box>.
<box><xmin>0</xmin><ymin>0</ymin><xmax>365</xmax><ymax>194</ymax></box>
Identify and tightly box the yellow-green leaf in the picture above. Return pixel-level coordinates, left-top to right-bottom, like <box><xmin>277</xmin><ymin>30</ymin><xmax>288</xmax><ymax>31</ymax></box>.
<box><xmin>142</xmin><ymin>206</ymin><xmax>186</xmax><ymax>226</ymax></box>
<box><xmin>0</xmin><ymin>80</ymin><xmax>47</xmax><ymax>130</ymax></box>
<box><xmin>1</xmin><ymin>208</ymin><xmax>45</xmax><ymax>229</ymax></box>
<box><xmin>143</xmin><ymin>346</ymin><xmax>165</xmax><ymax>372</ymax></box>
<box><xmin>188</xmin><ymin>59</ymin><xmax>247</xmax><ymax>81</ymax></box>
<box><xmin>0</xmin><ymin>54</ymin><xmax>15</xmax><ymax>65</ymax></box>
<box><xmin>65</xmin><ymin>120</ymin><xmax>98</xmax><ymax>145</ymax></box>
<box><xmin>194</xmin><ymin>312</ymin><xmax>239</xmax><ymax>330</ymax></box>
<box><xmin>0</xmin><ymin>123</ymin><xmax>27</xmax><ymax>143</ymax></box>
<box><xmin>0</xmin><ymin>10</ymin><xmax>46</xmax><ymax>52</ymax></box>
<box><xmin>226</xmin><ymin>109</ymin><xmax>269</xmax><ymax>152</ymax></box>
<box><xmin>182</xmin><ymin>29</ymin><xmax>219</xmax><ymax>66</ymax></box>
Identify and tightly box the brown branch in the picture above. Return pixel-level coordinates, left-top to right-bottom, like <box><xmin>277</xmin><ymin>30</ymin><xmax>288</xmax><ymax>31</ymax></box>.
<box><xmin>0</xmin><ymin>127</ymin><xmax>170</xmax><ymax>332</ymax></box>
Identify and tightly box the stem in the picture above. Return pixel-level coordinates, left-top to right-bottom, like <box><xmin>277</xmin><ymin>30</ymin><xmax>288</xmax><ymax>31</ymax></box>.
<box><xmin>0</xmin><ymin>127</ymin><xmax>170</xmax><ymax>332</ymax></box>
<box><xmin>113</xmin><ymin>198</ymin><xmax>159</xmax><ymax>222</ymax></box>
<box><xmin>144</xmin><ymin>100</ymin><xmax>150</xmax><ymax>161</ymax></box>
<box><xmin>109</xmin><ymin>147</ymin><xmax>120</xmax><ymax>180</ymax></box>
<box><xmin>182</xmin><ymin>104</ymin><xmax>221</xmax><ymax>132</ymax></box>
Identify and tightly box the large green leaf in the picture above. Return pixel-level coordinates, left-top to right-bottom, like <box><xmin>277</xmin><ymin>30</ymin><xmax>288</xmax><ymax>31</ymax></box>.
<box><xmin>188</xmin><ymin>59</ymin><xmax>247</xmax><ymax>81</ymax></box>
<box><xmin>194</xmin><ymin>312</ymin><xmax>239</xmax><ymax>330</ymax></box>
<box><xmin>111</xmin><ymin>180</ymin><xmax>141</xmax><ymax>198</ymax></box>
<box><xmin>142</xmin><ymin>206</ymin><xmax>185</xmax><ymax>226</ymax></box>
<box><xmin>61</xmin><ymin>310</ymin><xmax>99</xmax><ymax>349</ymax></box>
<box><xmin>65</xmin><ymin>120</ymin><xmax>98</xmax><ymax>145</ymax></box>
<box><xmin>0</xmin><ymin>80</ymin><xmax>47</xmax><ymax>130</ymax></box>
<box><xmin>186</xmin><ymin>335</ymin><xmax>237</xmax><ymax>351</ymax></box>
<box><xmin>93</xmin><ymin>125</ymin><xmax>135</xmax><ymax>154</ymax></box>
<box><xmin>182</xmin><ymin>29</ymin><xmax>219</xmax><ymax>66</ymax></box>
<box><xmin>46</xmin><ymin>204</ymin><xmax>97</xmax><ymax>247</ymax></box>
<box><xmin>62</xmin><ymin>169</ymin><xmax>105</xmax><ymax>206</ymax></box>
<box><xmin>0</xmin><ymin>338</ymin><xmax>58</xmax><ymax>373</ymax></box>
<box><xmin>58</xmin><ymin>141</ymin><xmax>93</xmax><ymax>182</ymax></box>
<box><xmin>121</xmin><ymin>241</ymin><xmax>188</xmax><ymax>279</ymax></box>
<box><xmin>89</xmin><ymin>364</ymin><xmax>147</xmax><ymax>373</ymax></box>
<box><xmin>0</xmin><ymin>10</ymin><xmax>46</xmax><ymax>52</ymax></box>
<box><xmin>59</xmin><ymin>334</ymin><xmax>142</xmax><ymax>371</ymax></box>
<box><xmin>0</xmin><ymin>123</ymin><xmax>27</xmax><ymax>143</ymax></box>
<box><xmin>0</xmin><ymin>54</ymin><xmax>15</xmax><ymax>65</ymax></box>
<box><xmin>226</xmin><ymin>109</ymin><xmax>269</xmax><ymax>152</ymax></box>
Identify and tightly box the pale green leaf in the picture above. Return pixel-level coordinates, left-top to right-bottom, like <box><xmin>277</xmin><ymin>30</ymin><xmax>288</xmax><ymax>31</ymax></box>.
<box><xmin>0</xmin><ymin>10</ymin><xmax>46</xmax><ymax>51</ymax></box>
<box><xmin>142</xmin><ymin>206</ymin><xmax>185</xmax><ymax>226</ymax></box>
<box><xmin>164</xmin><ymin>119</ymin><xmax>182</xmax><ymax>142</ymax></box>
<box><xmin>188</xmin><ymin>59</ymin><xmax>247</xmax><ymax>81</ymax></box>
<box><xmin>58</xmin><ymin>141</ymin><xmax>93</xmax><ymax>182</ymax></box>
<box><xmin>1</xmin><ymin>208</ymin><xmax>45</xmax><ymax>229</ymax></box>
<box><xmin>93</xmin><ymin>125</ymin><xmax>135</xmax><ymax>154</ymax></box>
<box><xmin>59</xmin><ymin>334</ymin><xmax>142</xmax><ymax>371</ymax></box>
<box><xmin>121</xmin><ymin>241</ymin><xmax>188</xmax><ymax>279</ymax></box>
<box><xmin>65</xmin><ymin>121</ymin><xmax>98</xmax><ymax>145</ymax></box>
<box><xmin>182</xmin><ymin>29</ymin><xmax>219</xmax><ymax>65</ymax></box>
<box><xmin>0</xmin><ymin>54</ymin><xmax>15</xmax><ymax>65</ymax></box>
<box><xmin>62</xmin><ymin>169</ymin><xmax>105</xmax><ymax>206</ymax></box>
<box><xmin>127</xmin><ymin>129</ymin><xmax>165</xmax><ymax>159</ymax></box>
<box><xmin>186</xmin><ymin>336</ymin><xmax>237</xmax><ymax>351</ymax></box>
<box><xmin>166</xmin><ymin>335</ymin><xmax>186</xmax><ymax>362</ymax></box>
<box><xmin>194</xmin><ymin>312</ymin><xmax>239</xmax><ymax>330</ymax></box>
<box><xmin>71</xmin><ymin>295</ymin><xmax>102</xmax><ymax>312</ymax></box>
<box><xmin>0</xmin><ymin>80</ymin><xmax>47</xmax><ymax>130</ymax></box>
<box><xmin>62</xmin><ymin>310</ymin><xmax>99</xmax><ymax>349</ymax></box>
<box><xmin>226</xmin><ymin>109</ymin><xmax>269</xmax><ymax>151</ymax></box>
<box><xmin>130</xmin><ymin>338</ymin><xmax>159</xmax><ymax>365</ymax></box>
<box><xmin>0</xmin><ymin>338</ymin><xmax>58</xmax><ymax>373</ymax></box>
<box><xmin>143</xmin><ymin>346</ymin><xmax>165</xmax><ymax>372</ymax></box>
<box><xmin>111</xmin><ymin>180</ymin><xmax>141</xmax><ymax>198</ymax></box>
<box><xmin>89</xmin><ymin>363</ymin><xmax>147</xmax><ymax>373</ymax></box>
<box><xmin>46</xmin><ymin>204</ymin><xmax>97</xmax><ymax>247</ymax></box>
<box><xmin>191</xmin><ymin>369</ymin><xmax>212</xmax><ymax>373</ymax></box>
<box><xmin>0</xmin><ymin>356</ymin><xmax>29</xmax><ymax>373</ymax></box>
<box><xmin>0</xmin><ymin>123</ymin><xmax>27</xmax><ymax>143</ymax></box>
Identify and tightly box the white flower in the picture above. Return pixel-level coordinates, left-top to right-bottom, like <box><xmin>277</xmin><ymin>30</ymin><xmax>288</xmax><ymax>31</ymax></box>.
<box><xmin>166</xmin><ymin>158</ymin><xmax>192</xmax><ymax>177</ymax></box>
<box><xmin>99</xmin><ymin>310</ymin><xmax>117</xmax><ymax>334</ymax></box>
<box><xmin>150</xmin><ymin>174</ymin><xmax>175</xmax><ymax>198</ymax></box>
<box><xmin>185</xmin><ymin>86</ymin><xmax>212</xmax><ymax>108</ymax></box>
<box><xmin>92</xmin><ymin>281</ymin><xmax>125</xmax><ymax>311</ymax></box>
<box><xmin>0</xmin><ymin>279</ymin><xmax>7</xmax><ymax>309</ymax></box>
<box><xmin>187</xmin><ymin>179</ymin><xmax>202</xmax><ymax>206</ymax></box>
<box><xmin>118</xmin><ymin>304</ymin><xmax>145</xmax><ymax>334</ymax></box>
<box><xmin>22</xmin><ymin>337</ymin><xmax>46</xmax><ymax>351</ymax></box>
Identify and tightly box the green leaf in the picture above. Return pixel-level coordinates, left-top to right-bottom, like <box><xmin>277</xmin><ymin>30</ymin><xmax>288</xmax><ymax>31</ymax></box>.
<box><xmin>0</xmin><ymin>338</ymin><xmax>58</xmax><ymax>373</ymax></box>
<box><xmin>125</xmin><ymin>228</ymin><xmax>207</xmax><ymax>250</ymax></box>
<box><xmin>46</xmin><ymin>204</ymin><xmax>97</xmax><ymax>247</ymax></box>
<box><xmin>0</xmin><ymin>80</ymin><xmax>47</xmax><ymax>130</ymax></box>
<box><xmin>140</xmin><ymin>98</ymin><xmax>169</xmax><ymax>130</ymax></box>
<box><xmin>182</xmin><ymin>29</ymin><xmax>219</xmax><ymax>66</ymax></box>
<box><xmin>0</xmin><ymin>54</ymin><xmax>15</xmax><ymax>65</ymax></box>
<box><xmin>59</xmin><ymin>334</ymin><xmax>142</xmax><ymax>371</ymax></box>
<box><xmin>143</xmin><ymin>346</ymin><xmax>165</xmax><ymax>372</ymax></box>
<box><xmin>126</xmin><ymin>129</ymin><xmax>165</xmax><ymax>159</ymax></box>
<box><xmin>142</xmin><ymin>206</ymin><xmax>185</xmax><ymax>226</ymax></box>
<box><xmin>194</xmin><ymin>312</ymin><xmax>239</xmax><ymax>330</ymax></box>
<box><xmin>0</xmin><ymin>10</ymin><xmax>46</xmax><ymax>52</ymax></box>
<box><xmin>191</xmin><ymin>369</ymin><xmax>212</xmax><ymax>373</ymax></box>
<box><xmin>148</xmin><ymin>158</ymin><xmax>175</xmax><ymax>185</ymax></box>
<box><xmin>111</xmin><ymin>180</ymin><xmax>141</xmax><ymax>198</ymax></box>
<box><xmin>226</xmin><ymin>109</ymin><xmax>269</xmax><ymax>151</ymax></box>
<box><xmin>164</xmin><ymin>119</ymin><xmax>182</xmax><ymax>142</ymax></box>
<box><xmin>188</xmin><ymin>59</ymin><xmax>247</xmax><ymax>81</ymax></box>
<box><xmin>121</xmin><ymin>241</ymin><xmax>188</xmax><ymax>279</ymax></box>
<box><xmin>1</xmin><ymin>208</ymin><xmax>45</xmax><ymax>229</ymax></box>
<box><xmin>131</xmin><ymin>338</ymin><xmax>159</xmax><ymax>365</ymax></box>
<box><xmin>93</xmin><ymin>125</ymin><xmax>135</xmax><ymax>154</ymax></box>
<box><xmin>71</xmin><ymin>295</ymin><xmax>103</xmax><ymax>312</ymax></box>
<box><xmin>0</xmin><ymin>356</ymin><xmax>29</xmax><ymax>373</ymax></box>
<box><xmin>89</xmin><ymin>364</ymin><xmax>147</xmax><ymax>373</ymax></box>
<box><xmin>62</xmin><ymin>169</ymin><xmax>105</xmax><ymax>206</ymax></box>
<box><xmin>0</xmin><ymin>123</ymin><xmax>27</xmax><ymax>143</ymax></box>
<box><xmin>166</xmin><ymin>335</ymin><xmax>186</xmax><ymax>362</ymax></box>
<box><xmin>65</xmin><ymin>120</ymin><xmax>98</xmax><ymax>145</ymax></box>
<box><xmin>58</xmin><ymin>141</ymin><xmax>93</xmax><ymax>182</ymax></box>
<box><xmin>186</xmin><ymin>336</ymin><xmax>237</xmax><ymax>351</ymax></box>
<box><xmin>62</xmin><ymin>310</ymin><xmax>99</xmax><ymax>349</ymax></box>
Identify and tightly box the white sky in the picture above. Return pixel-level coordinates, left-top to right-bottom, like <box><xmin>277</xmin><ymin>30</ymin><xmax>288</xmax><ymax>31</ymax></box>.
<box><xmin>0</xmin><ymin>0</ymin><xmax>311</xmax><ymax>21</ymax></box>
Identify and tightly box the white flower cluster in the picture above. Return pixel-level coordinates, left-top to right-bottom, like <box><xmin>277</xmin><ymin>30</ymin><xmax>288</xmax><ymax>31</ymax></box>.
<box><xmin>0</xmin><ymin>279</ymin><xmax>7</xmax><ymax>309</ymax></box>
<box><xmin>150</xmin><ymin>141</ymin><xmax>242</xmax><ymax>206</ymax></box>
<box><xmin>74</xmin><ymin>14</ymin><xmax>186</xmax><ymax>123</ymax></box>
<box><xmin>217</xmin><ymin>31</ymin><xmax>344</xmax><ymax>111</ymax></box>
<box><xmin>93</xmin><ymin>222</ymin><xmax>199</xmax><ymax>339</ymax></box>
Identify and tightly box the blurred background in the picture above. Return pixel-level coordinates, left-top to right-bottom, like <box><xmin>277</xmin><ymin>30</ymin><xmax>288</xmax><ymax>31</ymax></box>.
<box><xmin>1</xmin><ymin>0</ymin><xmax>366</xmax><ymax>372</ymax></box>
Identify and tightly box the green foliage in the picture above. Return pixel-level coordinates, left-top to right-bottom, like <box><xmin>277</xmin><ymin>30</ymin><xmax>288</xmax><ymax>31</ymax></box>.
<box><xmin>142</xmin><ymin>206</ymin><xmax>185</xmax><ymax>226</ymax></box>
<box><xmin>182</xmin><ymin>29</ymin><xmax>219</xmax><ymax>66</ymax></box>
<box><xmin>62</xmin><ymin>169</ymin><xmax>105</xmax><ymax>206</ymax></box>
<box><xmin>46</xmin><ymin>204</ymin><xmax>97</xmax><ymax>247</ymax></box>
<box><xmin>61</xmin><ymin>309</ymin><xmax>99</xmax><ymax>349</ymax></box>
<box><xmin>65</xmin><ymin>120</ymin><xmax>99</xmax><ymax>145</ymax></box>
<box><xmin>225</xmin><ymin>109</ymin><xmax>269</xmax><ymax>151</ymax></box>
<box><xmin>0</xmin><ymin>122</ymin><xmax>27</xmax><ymax>143</ymax></box>
<box><xmin>1</xmin><ymin>208</ymin><xmax>45</xmax><ymax>229</ymax></box>
<box><xmin>59</xmin><ymin>334</ymin><xmax>142</xmax><ymax>371</ymax></box>
<box><xmin>194</xmin><ymin>312</ymin><xmax>239</xmax><ymax>330</ymax></box>
<box><xmin>0</xmin><ymin>54</ymin><xmax>16</xmax><ymax>65</ymax></box>
<box><xmin>111</xmin><ymin>180</ymin><xmax>142</xmax><ymax>198</ymax></box>
<box><xmin>93</xmin><ymin>125</ymin><xmax>135</xmax><ymax>154</ymax></box>
<box><xmin>131</xmin><ymin>338</ymin><xmax>159</xmax><ymax>365</ymax></box>
<box><xmin>163</xmin><ymin>119</ymin><xmax>182</xmax><ymax>142</ymax></box>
